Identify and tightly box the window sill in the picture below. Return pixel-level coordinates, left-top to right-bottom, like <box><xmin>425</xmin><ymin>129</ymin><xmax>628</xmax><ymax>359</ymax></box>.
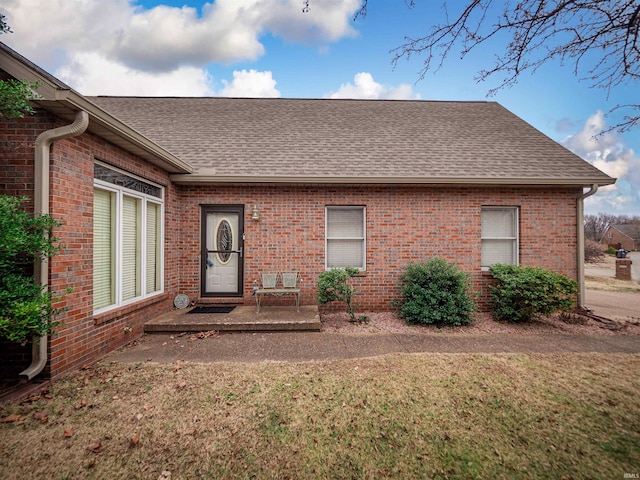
<box><xmin>94</xmin><ymin>292</ymin><xmax>169</xmax><ymax>325</ymax></box>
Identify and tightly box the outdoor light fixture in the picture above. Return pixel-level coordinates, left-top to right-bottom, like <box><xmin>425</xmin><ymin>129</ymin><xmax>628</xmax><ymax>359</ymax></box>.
<box><xmin>251</xmin><ymin>205</ymin><xmax>260</xmax><ymax>221</ymax></box>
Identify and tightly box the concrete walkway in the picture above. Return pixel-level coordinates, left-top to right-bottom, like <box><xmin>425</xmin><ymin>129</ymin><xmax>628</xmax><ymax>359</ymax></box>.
<box><xmin>105</xmin><ymin>331</ymin><xmax>640</xmax><ymax>365</ymax></box>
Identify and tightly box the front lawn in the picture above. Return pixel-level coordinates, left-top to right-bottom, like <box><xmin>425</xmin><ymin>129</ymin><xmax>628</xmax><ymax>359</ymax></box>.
<box><xmin>1</xmin><ymin>353</ymin><xmax>639</xmax><ymax>479</ymax></box>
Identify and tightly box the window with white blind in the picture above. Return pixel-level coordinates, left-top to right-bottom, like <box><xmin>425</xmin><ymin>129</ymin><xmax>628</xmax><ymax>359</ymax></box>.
<box><xmin>326</xmin><ymin>206</ymin><xmax>366</xmax><ymax>270</ymax></box>
<box><xmin>93</xmin><ymin>189</ymin><xmax>115</xmax><ymax>310</ymax></box>
<box><xmin>93</xmin><ymin>164</ymin><xmax>163</xmax><ymax>313</ymax></box>
<box><xmin>481</xmin><ymin>207</ymin><xmax>518</xmax><ymax>268</ymax></box>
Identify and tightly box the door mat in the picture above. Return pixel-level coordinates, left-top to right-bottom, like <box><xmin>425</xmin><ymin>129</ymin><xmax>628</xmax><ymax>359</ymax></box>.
<box><xmin>188</xmin><ymin>306</ymin><xmax>236</xmax><ymax>314</ymax></box>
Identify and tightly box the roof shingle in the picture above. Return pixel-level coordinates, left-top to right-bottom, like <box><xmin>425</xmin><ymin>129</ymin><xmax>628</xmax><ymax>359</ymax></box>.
<box><xmin>88</xmin><ymin>97</ymin><xmax>614</xmax><ymax>185</ymax></box>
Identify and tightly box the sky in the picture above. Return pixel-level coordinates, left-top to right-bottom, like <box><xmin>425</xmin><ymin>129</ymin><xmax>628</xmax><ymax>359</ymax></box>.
<box><xmin>2</xmin><ymin>0</ymin><xmax>639</xmax><ymax>216</ymax></box>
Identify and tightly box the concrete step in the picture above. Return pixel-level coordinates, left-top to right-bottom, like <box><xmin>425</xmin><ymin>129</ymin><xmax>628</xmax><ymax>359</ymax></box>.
<box><xmin>144</xmin><ymin>305</ymin><xmax>321</xmax><ymax>333</ymax></box>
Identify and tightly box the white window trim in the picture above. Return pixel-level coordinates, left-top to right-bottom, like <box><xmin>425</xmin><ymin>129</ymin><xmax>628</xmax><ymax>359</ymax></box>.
<box><xmin>481</xmin><ymin>206</ymin><xmax>519</xmax><ymax>270</ymax></box>
<box><xmin>325</xmin><ymin>206</ymin><xmax>367</xmax><ymax>271</ymax></box>
<box><xmin>94</xmin><ymin>179</ymin><xmax>164</xmax><ymax>314</ymax></box>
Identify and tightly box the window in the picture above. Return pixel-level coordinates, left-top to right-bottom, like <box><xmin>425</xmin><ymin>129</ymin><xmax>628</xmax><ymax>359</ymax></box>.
<box><xmin>481</xmin><ymin>207</ymin><xmax>518</xmax><ymax>268</ymax></box>
<box><xmin>93</xmin><ymin>164</ymin><xmax>163</xmax><ymax>313</ymax></box>
<box><xmin>326</xmin><ymin>206</ymin><xmax>366</xmax><ymax>270</ymax></box>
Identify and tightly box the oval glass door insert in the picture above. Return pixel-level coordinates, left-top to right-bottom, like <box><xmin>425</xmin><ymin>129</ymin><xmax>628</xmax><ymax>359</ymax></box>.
<box><xmin>215</xmin><ymin>218</ymin><xmax>233</xmax><ymax>264</ymax></box>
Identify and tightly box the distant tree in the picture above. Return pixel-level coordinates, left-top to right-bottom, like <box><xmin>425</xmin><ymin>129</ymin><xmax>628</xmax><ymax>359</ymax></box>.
<box><xmin>306</xmin><ymin>1</ymin><xmax>640</xmax><ymax>133</ymax></box>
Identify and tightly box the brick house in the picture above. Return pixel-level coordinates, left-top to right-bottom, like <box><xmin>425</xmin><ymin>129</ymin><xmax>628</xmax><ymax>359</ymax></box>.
<box><xmin>1</xmin><ymin>42</ymin><xmax>614</xmax><ymax>382</ymax></box>
<box><xmin>602</xmin><ymin>224</ymin><xmax>640</xmax><ymax>251</ymax></box>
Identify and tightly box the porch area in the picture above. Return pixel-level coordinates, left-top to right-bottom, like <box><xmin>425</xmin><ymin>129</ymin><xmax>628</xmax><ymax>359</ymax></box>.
<box><xmin>144</xmin><ymin>305</ymin><xmax>321</xmax><ymax>333</ymax></box>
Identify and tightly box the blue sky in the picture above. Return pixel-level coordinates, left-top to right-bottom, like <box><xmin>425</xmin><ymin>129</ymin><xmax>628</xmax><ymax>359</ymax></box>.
<box><xmin>3</xmin><ymin>0</ymin><xmax>639</xmax><ymax>215</ymax></box>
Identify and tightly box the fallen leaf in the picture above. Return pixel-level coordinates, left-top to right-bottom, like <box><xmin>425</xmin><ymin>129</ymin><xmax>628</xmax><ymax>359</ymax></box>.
<box><xmin>1</xmin><ymin>414</ymin><xmax>24</xmax><ymax>423</ymax></box>
<box><xmin>230</xmin><ymin>428</ymin><xmax>239</xmax><ymax>435</ymax></box>
<box><xmin>130</xmin><ymin>433</ymin><xmax>140</xmax><ymax>447</ymax></box>
<box><xmin>177</xmin><ymin>382</ymin><xmax>187</xmax><ymax>389</ymax></box>
<box><xmin>33</xmin><ymin>411</ymin><xmax>48</xmax><ymax>423</ymax></box>
<box><xmin>86</xmin><ymin>442</ymin><xmax>102</xmax><ymax>453</ymax></box>
<box><xmin>64</xmin><ymin>428</ymin><xmax>74</xmax><ymax>438</ymax></box>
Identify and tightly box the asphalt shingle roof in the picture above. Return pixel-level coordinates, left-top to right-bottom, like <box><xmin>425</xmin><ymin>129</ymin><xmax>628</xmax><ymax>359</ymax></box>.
<box><xmin>88</xmin><ymin>97</ymin><xmax>614</xmax><ymax>185</ymax></box>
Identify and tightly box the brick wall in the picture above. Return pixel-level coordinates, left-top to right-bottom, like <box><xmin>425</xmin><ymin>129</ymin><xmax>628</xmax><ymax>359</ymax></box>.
<box><xmin>46</xmin><ymin>127</ymin><xmax>180</xmax><ymax>379</ymax></box>
<box><xmin>1</xmin><ymin>111</ymin><xmax>180</xmax><ymax>381</ymax></box>
<box><xmin>177</xmin><ymin>184</ymin><xmax>580</xmax><ymax>311</ymax></box>
<box><xmin>0</xmin><ymin>110</ymin><xmax>55</xmax><ymax>205</ymax></box>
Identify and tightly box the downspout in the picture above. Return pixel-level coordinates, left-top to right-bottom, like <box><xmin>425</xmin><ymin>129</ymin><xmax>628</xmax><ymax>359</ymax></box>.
<box><xmin>576</xmin><ymin>184</ymin><xmax>599</xmax><ymax>311</ymax></box>
<box><xmin>20</xmin><ymin>110</ymin><xmax>89</xmax><ymax>381</ymax></box>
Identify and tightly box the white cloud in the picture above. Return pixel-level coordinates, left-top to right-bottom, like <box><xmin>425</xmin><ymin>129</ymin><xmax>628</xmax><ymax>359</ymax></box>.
<box><xmin>55</xmin><ymin>52</ymin><xmax>216</xmax><ymax>96</ymax></box>
<box><xmin>325</xmin><ymin>72</ymin><xmax>421</xmax><ymax>100</ymax></box>
<box><xmin>219</xmin><ymin>69</ymin><xmax>280</xmax><ymax>97</ymax></box>
<box><xmin>55</xmin><ymin>52</ymin><xmax>281</xmax><ymax>98</ymax></box>
<box><xmin>562</xmin><ymin>111</ymin><xmax>640</xmax><ymax>215</ymax></box>
<box><xmin>3</xmin><ymin>0</ymin><xmax>359</xmax><ymax>73</ymax></box>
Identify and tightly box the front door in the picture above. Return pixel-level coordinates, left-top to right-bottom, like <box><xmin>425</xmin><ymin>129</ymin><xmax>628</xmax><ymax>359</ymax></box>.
<box><xmin>201</xmin><ymin>206</ymin><xmax>244</xmax><ymax>296</ymax></box>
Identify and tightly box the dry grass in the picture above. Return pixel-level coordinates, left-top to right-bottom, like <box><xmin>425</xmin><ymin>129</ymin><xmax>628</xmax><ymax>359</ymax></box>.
<box><xmin>585</xmin><ymin>274</ymin><xmax>640</xmax><ymax>293</ymax></box>
<box><xmin>2</xmin><ymin>354</ymin><xmax>640</xmax><ymax>479</ymax></box>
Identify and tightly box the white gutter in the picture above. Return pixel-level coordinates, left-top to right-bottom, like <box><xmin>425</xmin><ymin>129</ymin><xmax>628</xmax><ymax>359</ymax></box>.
<box><xmin>20</xmin><ymin>110</ymin><xmax>89</xmax><ymax>381</ymax></box>
<box><xmin>576</xmin><ymin>184</ymin><xmax>599</xmax><ymax>311</ymax></box>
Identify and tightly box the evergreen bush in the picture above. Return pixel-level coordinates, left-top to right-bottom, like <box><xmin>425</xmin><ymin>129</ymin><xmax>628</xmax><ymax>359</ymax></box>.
<box><xmin>0</xmin><ymin>195</ymin><xmax>66</xmax><ymax>344</ymax></box>
<box><xmin>488</xmin><ymin>264</ymin><xmax>578</xmax><ymax>323</ymax></box>
<box><xmin>396</xmin><ymin>258</ymin><xmax>476</xmax><ymax>326</ymax></box>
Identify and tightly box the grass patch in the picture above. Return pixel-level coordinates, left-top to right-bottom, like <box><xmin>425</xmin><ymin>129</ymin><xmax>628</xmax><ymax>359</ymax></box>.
<box><xmin>1</xmin><ymin>354</ymin><xmax>639</xmax><ymax>479</ymax></box>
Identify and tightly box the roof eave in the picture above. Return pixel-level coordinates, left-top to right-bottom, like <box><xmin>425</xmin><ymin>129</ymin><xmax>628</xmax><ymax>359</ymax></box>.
<box><xmin>169</xmin><ymin>174</ymin><xmax>617</xmax><ymax>187</ymax></box>
<box><xmin>53</xmin><ymin>94</ymin><xmax>193</xmax><ymax>174</ymax></box>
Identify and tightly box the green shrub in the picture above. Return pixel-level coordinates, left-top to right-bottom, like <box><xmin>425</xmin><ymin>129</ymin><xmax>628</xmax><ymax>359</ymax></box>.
<box><xmin>396</xmin><ymin>258</ymin><xmax>476</xmax><ymax>326</ymax></box>
<box><xmin>488</xmin><ymin>264</ymin><xmax>578</xmax><ymax>323</ymax></box>
<box><xmin>0</xmin><ymin>195</ymin><xmax>66</xmax><ymax>344</ymax></box>
<box><xmin>606</xmin><ymin>247</ymin><xmax>617</xmax><ymax>255</ymax></box>
<box><xmin>0</xmin><ymin>79</ymin><xmax>38</xmax><ymax>120</ymax></box>
<box><xmin>318</xmin><ymin>267</ymin><xmax>367</xmax><ymax>322</ymax></box>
